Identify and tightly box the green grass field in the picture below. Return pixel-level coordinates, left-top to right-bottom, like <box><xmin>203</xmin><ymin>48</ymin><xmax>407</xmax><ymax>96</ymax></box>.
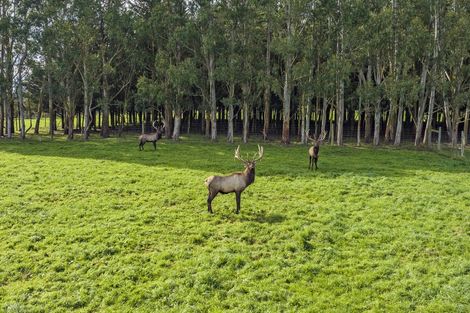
<box><xmin>0</xmin><ymin>136</ymin><xmax>469</xmax><ymax>312</ymax></box>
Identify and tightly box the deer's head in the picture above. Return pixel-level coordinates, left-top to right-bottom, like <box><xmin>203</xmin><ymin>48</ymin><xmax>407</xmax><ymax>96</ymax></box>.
<box><xmin>152</xmin><ymin>120</ymin><xmax>166</xmax><ymax>138</ymax></box>
<box><xmin>234</xmin><ymin>145</ymin><xmax>264</xmax><ymax>170</ymax></box>
<box><xmin>308</xmin><ymin>130</ymin><xmax>328</xmax><ymax>147</ymax></box>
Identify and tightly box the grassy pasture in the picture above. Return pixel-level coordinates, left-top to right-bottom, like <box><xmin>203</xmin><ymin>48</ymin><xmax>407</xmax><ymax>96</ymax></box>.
<box><xmin>0</xmin><ymin>136</ymin><xmax>469</xmax><ymax>312</ymax></box>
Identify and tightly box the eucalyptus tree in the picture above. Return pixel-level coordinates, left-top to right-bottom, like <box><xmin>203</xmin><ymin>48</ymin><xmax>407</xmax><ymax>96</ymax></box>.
<box><xmin>260</xmin><ymin>0</ymin><xmax>276</xmax><ymax>140</ymax></box>
<box><xmin>272</xmin><ymin>0</ymin><xmax>310</xmax><ymax>144</ymax></box>
<box><xmin>97</xmin><ymin>0</ymin><xmax>131</xmax><ymax>138</ymax></box>
<box><xmin>1</xmin><ymin>0</ymin><xmax>16</xmax><ymax>138</ymax></box>
<box><xmin>439</xmin><ymin>1</ymin><xmax>470</xmax><ymax>146</ymax></box>
<box><xmin>361</xmin><ymin>0</ymin><xmax>390</xmax><ymax>146</ymax></box>
<box><xmin>152</xmin><ymin>1</ymin><xmax>196</xmax><ymax>140</ymax></box>
<box><xmin>238</xmin><ymin>1</ymin><xmax>264</xmax><ymax>144</ymax></box>
<box><xmin>422</xmin><ymin>0</ymin><xmax>442</xmax><ymax>147</ymax></box>
<box><xmin>52</xmin><ymin>3</ymin><xmax>82</xmax><ymax>139</ymax></box>
<box><xmin>73</xmin><ymin>0</ymin><xmax>101</xmax><ymax>140</ymax></box>
<box><xmin>392</xmin><ymin>0</ymin><xmax>428</xmax><ymax>145</ymax></box>
<box><xmin>218</xmin><ymin>0</ymin><xmax>243</xmax><ymax>143</ymax></box>
<box><xmin>195</xmin><ymin>0</ymin><xmax>224</xmax><ymax>141</ymax></box>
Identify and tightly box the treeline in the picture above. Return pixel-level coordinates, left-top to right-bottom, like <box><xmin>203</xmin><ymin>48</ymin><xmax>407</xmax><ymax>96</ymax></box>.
<box><xmin>0</xmin><ymin>0</ymin><xmax>469</xmax><ymax>146</ymax></box>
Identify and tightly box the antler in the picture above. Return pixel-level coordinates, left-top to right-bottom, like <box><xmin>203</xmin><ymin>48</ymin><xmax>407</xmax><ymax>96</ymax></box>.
<box><xmin>160</xmin><ymin>119</ymin><xmax>167</xmax><ymax>130</ymax></box>
<box><xmin>235</xmin><ymin>145</ymin><xmax>264</xmax><ymax>163</ymax></box>
<box><xmin>252</xmin><ymin>145</ymin><xmax>264</xmax><ymax>162</ymax></box>
<box><xmin>318</xmin><ymin>130</ymin><xmax>328</xmax><ymax>142</ymax></box>
<box><xmin>306</xmin><ymin>129</ymin><xmax>316</xmax><ymax>142</ymax></box>
<box><xmin>152</xmin><ymin>120</ymin><xmax>159</xmax><ymax>130</ymax></box>
<box><xmin>234</xmin><ymin>145</ymin><xmax>248</xmax><ymax>163</ymax></box>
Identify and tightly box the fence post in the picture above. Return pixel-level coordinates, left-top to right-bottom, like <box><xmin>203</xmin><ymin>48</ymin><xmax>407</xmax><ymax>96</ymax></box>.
<box><xmin>438</xmin><ymin>127</ymin><xmax>441</xmax><ymax>151</ymax></box>
<box><xmin>461</xmin><ymin>130</ymin><xmax>465</xmax><ymax>157</ymax></box>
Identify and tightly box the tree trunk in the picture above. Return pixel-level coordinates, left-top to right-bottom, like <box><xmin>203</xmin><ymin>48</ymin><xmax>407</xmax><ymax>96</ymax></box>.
<box><xmin>163</xmin><ymin>104</ymin><xmax>172</xmax><ymax>138</ymax></box>
<box><xmin>187</xmin><ymin>110</ymin><xmax>191</xmax><ymax>135</ymax></box>
<box><xmin>209</xmin><ymin>52</ymin><xmax>217</xmax><ymax>141</ymax></box>
<box><xmin>172</xmin><ymin>108</ymin><xmax>181</xmax><ymax>140</ymax></box>
<box><xmin>443</xmin><ymin>98</ymin><xmax>453</xmax><ymax>140</ymax></box>
<box><xmin>100</xmin><ymin>46</ymin><xmax>110</xmax><ymax>138</ymax></box>
<box><xmin>101</xmin><ymin>79</ymin><xmax>110</xmax><ymax>138</ymax></box>
<box><xmin>336</xmin><ymin>79</ymin><xmax>344</xmax><ymax>145</ymax></box>
<box><xmin>282</xmin><ymin>62</ymin><xmax>291</xmax><ymax>145</ymax></box>
<box><xmin>423</xmin><ymin>85</ymin><xmax>436</xmax><ymax>147</ymax></box>
<box><xmin>373</xmin><ymin>102</ymin><xmax>381</xmax><ymax>146</ymax></box>
<box><xmin>357</xmin><ymin>97</ymin><xmax>362</xmax><ymax>146</ymax></box>
<box><xmin>0</xmin><ymin>32</ymin><xmax>4</xmax><ymax>138</ymax></box>
<box><xmin>282</xmin><ymin>2</ymin><xmax>292</xmax><ymax>144</ymax></box>
<box><xmin>65</xmin><ymin>77</ymin><xmax>74</xmax><ymax>140</ymax></box>
<box><xmin>364</xmin><ymin>110</ymin><xmax>372</xmax><ymax>143</ymax></box>
<box><xmin>321</xmin><ymin>97</ymin><xmax>328</xmax><ymax>135</ymax></box>
<box><xmin>387</xmin><ymin>0</ymin><xmax>399</xmax><ymax>144</ymax></box>
<box><xmin>464</xmin><ymin>104</ymin><xmax>469</xmax><ymax>145</ymax></box>
<box><xmin>0</xmin><ymin>96</ymin><xmax>3</xmax><ymax>137</ymax></box>
<box><xmin>227</xmin><ymin>83</ymin><xmax>235</xmax><ymax>143</ymax></box>
<box><xmin>373</xmin><ymin>61</ymin><xmax>383</xmax><ymax>146</ymax></box>
<box><xmin>385</xmin><ymin>107</ymin><xmax>397</xmax><ymax>142</ymax></box>
<box><xmin>263</xmin><ymin>22</ymin><xmax>271</xmax><ymax>141</ymax></box>
<box><xmin>414</xmin><ymin>59</ymin><xmax>428</xmax><ymax>145</ymax></box>
<box><xmin>451</xmin><ymin>106</ymin><xmax>460</xmax><ymax>147</ymax></box>
<box><xmin>82</xmin><ymin>62</ymin><xmax>91</xmax><ymax>140</ymax></box>
<box><xmin>305</xmin><ymin>96</ymin><xmax>311</xmax><ymax>144</ymax></box>
<box><xmin>242</xmin><ymin>83</ymin><xmax>250</xmax><ymax>144</ymax></box>
<box><xmin>205</xmin><ymin>110</ymin><xmax>210</xmax><ymax>137</ymax></box>
<box><xmin>423</xmin><ymin>3</ymin><xmax>440</xmax><ymax>147</ymax></box>
<box><xmin>47</xmin><ymin>66</ymin><xmax>55</xmax><ymax>139</ymax></box>
<box><xmin>336</xmin><ymin>0</ymin><xmax>344</xmax><ymax>146</ymax></box>
<box><xmin>5</xmin><ymin>34</ymin><xmax>13</xmax><ymax>138</ymax></box>
<box><xmin>34</xmin><ymin>79</ymin><xmax>44</xmax><ymax>135</ymax></box>
<box><xmin>18</xmin><ymin>54</ymin><xmax>26</xmax><ymax>140</ymax></box>
<box><xmin>394</xmin><ymin>95</ymin><xmax>404</xmax><ymax>145</ymax></box>
<box><xmin>300</xmin><ymin>95</ymin><xmax>306</xmax><ymax>144</ymax></box>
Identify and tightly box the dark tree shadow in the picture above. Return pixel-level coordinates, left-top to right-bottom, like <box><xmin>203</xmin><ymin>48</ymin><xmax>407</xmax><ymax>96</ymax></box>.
<box><xmin>0</xmin><ymin>135</ymin><xmax>469</xmax><ymax>178</ymax></box>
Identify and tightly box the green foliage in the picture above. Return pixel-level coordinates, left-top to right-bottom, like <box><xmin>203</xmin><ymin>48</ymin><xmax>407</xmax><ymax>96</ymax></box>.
<box><xmin>1</xmin><ymin>137</ymin><xmax>469</xmax><ymax>311</ymax></box>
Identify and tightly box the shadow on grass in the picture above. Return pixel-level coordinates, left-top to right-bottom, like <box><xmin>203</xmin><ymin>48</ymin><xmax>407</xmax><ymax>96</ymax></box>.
<box><xmin>0</xmin><ymin>135</ymin><xmax>469</xmax><ymax>178</ymax></box>
<box><xmin>245</xmin><ymin>212</ymin><xmax>286</xmax><ymax>224</ymax></box>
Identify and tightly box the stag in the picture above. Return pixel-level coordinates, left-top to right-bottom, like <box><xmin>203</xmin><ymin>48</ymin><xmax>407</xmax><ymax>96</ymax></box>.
<box><xmin>308</xmin><ymin>130</ymin><xmax>327</xmax><ymax>170</ymax></box>
<box><xmin>204</xmin><ymin>145</ymin><xmax>264</xmax><ymax>214</ymax></box>
<box><xmin>139</xmin><ymin>120</ymin><xmax>166</xmax><ymax>151</ymax></box>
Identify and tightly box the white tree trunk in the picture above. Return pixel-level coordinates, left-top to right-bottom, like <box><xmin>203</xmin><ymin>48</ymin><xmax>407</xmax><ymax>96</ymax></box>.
<box><xmin>394</xmin><ymin>95</ymin><xmax>404</xmax><ymax>146</ymax></box>
<box><xmin>242</xmin><ymin>83</ymin><xmax>250</xmax><ymax>144</ymax></box>
<box><xmin>209</xmin><ymin>52</ymin><xmax>217</xmax><ymax>141</ymax></box>
<box><xmin>423</xmin><ymin>3</ymin><xmax>439</xmax><ymax>147</ymax></box>
<box><xmin>172</xmin><ymin>109</ymin><xmax>181</xmax><ymax>140</ymax></box>
<box><xmin>227</xmin><ymin>83</ymin><xmax>235</xmax><ymax>143</ymax></box>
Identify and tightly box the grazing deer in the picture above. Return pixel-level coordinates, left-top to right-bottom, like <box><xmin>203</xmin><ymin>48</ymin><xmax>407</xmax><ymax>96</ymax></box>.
<box><xmin>139</xmin><ymin>120</ymin><xmax>166</xmax><ymax>151</ymax></box>
<box><xmin>308</xmin><ymin>130</ymin><xmax>327</xmax><ymax>170</ymax></box>
<box><xmin>204</xmin><ymin>145</ymin><xmax>264</xmax><ymax>214</ymax></box>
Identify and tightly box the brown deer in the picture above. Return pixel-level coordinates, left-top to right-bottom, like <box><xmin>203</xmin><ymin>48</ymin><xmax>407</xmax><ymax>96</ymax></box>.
<box><xmin>308</xmin><ymin>130</ymin><xmax>327</xmax><ymax>170</ymax></box>
<box><xmin>204</xmin><ymin>145</ymin><xmax>264</xmax><ymax>214</ymax></box>
<box><xmin>139</xmin><ymin>120</ymin><xmax>166</xmax><ymax>151</ymax></box>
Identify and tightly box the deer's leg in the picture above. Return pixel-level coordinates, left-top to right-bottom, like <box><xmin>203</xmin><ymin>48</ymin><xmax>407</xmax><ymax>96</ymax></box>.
<box><xmin>309</xmin><ymin>156</ymin><xmax>312</xmax><ymax>170</ymax></box>
<box><xmin>235</xmin><ymin>191</ymin><xmax>241</xmax><ymax>214</ymax></box>
<box><xmin>207</xmin><ymin>190</ymin><xmax>217</xmax><ymax>214</ymax></box>
<box><xmin>314</xmin><ymin>157</ymin><xmax>318</xmax><ymax>170</ymax></box>
<box><xmin>153</xmin><ymin>141</ymin><xmax>157</xmax><ymax>150</ymax></box>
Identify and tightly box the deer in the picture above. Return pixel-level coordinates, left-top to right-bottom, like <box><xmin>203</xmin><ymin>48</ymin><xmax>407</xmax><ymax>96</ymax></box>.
<box><xmin>204</xmin><ymin>145</ymin><xmax>264</xmax><ymax>214</ymax></box>
<box><xmin>138</xmin><ymin>120</ymin><xmax>166</xmax><ymax>151</ymax></box>
<box><xmin>308</xmin><ymin>130</ymin><xmax>328</xmax><ymax>170</ymax></box>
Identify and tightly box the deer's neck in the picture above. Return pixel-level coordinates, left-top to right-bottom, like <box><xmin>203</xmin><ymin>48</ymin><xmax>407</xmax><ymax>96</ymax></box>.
<box><xmin>243</xmin><ymin>167</ymin><xmax>255</xmax><ymax>186</ymax></box>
